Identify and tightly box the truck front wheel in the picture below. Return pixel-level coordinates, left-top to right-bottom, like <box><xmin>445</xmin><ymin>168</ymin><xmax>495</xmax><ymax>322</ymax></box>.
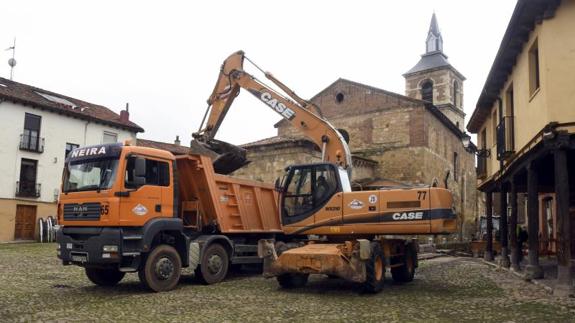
<box><xmin>195</xmin><ymin>243</ymin><xmax>229</xmax><ymax>285</ymax></box>
<box><xmin>139</xmin><ymin>244</ymin><xmax>182</xmax><ymax>292</ymax></box>
<box><xmin>85</xmin><ymin>267</ymin><xmax>125</xmax><ymax>287</ymax></box>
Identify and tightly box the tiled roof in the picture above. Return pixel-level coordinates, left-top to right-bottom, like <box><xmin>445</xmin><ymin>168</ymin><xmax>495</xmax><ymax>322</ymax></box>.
<box><xmin>309</xmin><ymin>78</ymin><xmax>424</xmax><ymax>104</ymax></box>
<box><xmin>240</xmin><ymin>135</ymin><xmax>313</xmax><ymax>148</ymax></box>
<box><xmin>0</xmin><ymin>77</ymin><xmax>144</xmax><ymax>132</ymax></box>
<box><xmin>137</xmin><ymin>138</ymin><xmax>191</xmax><ymax>155</ymax></box>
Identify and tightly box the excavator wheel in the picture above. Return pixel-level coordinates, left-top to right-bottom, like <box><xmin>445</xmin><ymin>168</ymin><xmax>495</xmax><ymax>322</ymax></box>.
<box><xmin>139</xmin><ymin>244</ymin><xmax>182</xmax><ymax>292</ymax></box>
<box><xmin>391</xmin><ymin>244</ymin><xmax>416</xmax><ymax>283</ymax></box>
<box><xmin>277</xmin><ymin>273</ymin><xmax>309</xmax><ymax>289</ymax></box>
<box><xmin>362</xmin><ymin>242</ymin><xmax>385</xmax><ymax>293</ymax></box>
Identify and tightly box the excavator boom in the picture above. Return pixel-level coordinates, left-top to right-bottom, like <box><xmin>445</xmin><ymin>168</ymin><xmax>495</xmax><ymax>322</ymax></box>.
<box><xmin>194</xmin><ymin>50</ymin><xmax>352</xmax><ymax>173</ymax></box>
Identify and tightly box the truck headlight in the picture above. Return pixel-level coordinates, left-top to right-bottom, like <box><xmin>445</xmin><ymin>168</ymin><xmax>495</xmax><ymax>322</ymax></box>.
<box><xmin>102</xmin><ymin>245</ymin><xmax>118</xmax><ymax>252</ymax></box>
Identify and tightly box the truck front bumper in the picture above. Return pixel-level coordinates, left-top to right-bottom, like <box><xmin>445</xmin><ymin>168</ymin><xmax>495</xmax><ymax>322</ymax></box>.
<box><xmin>56</xmin><ymin>227</ymin><xmax>124</xmax><ymax>267</ymax></box>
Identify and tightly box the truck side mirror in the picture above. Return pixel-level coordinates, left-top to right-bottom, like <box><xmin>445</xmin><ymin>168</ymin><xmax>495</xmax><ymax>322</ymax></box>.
<box><xmin>134</xmin><ymin>175</ymin><xmax>146</xmax><ymax>186</ymax></box>
<box><xmin>135</xmin><ymin>157</ymin><xmax>146</xmax><ymax>177</ymax></box>
<box><xmin>134</xmin><ymin>157</ymin><xmax>147</xmax><ymax>186</ymax></box>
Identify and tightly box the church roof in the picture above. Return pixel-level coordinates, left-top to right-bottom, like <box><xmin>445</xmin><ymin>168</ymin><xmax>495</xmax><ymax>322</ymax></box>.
<box><xmin>241</xmin><ymin>135</ymin><xmax>311</xmax><ymax>149</ymax></box>
<box><xmin>274</xmin><ymin>78</ymin><xmax>466</xmax><ymax>140</ymax></box>
<box><xmin>403</xmin><ymin>51</ymin><xmax>452</xmax><ymax>76</ymax></box>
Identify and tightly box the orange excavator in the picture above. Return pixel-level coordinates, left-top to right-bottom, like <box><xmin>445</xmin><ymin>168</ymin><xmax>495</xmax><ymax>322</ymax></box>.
<box><xmin>194</xmin><ymin>51</ymin><xmax>456</xmax><ymax>292</ymax></box>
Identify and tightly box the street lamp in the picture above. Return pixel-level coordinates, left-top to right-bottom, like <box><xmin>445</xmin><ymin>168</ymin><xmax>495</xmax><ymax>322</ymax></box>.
<box><xmin>461</xmin><ymin>133</ymin><xmax>491</xmax><ymax>157</ymax></box>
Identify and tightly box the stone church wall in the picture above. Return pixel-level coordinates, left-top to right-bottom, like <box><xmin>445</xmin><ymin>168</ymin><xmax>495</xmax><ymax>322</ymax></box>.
<box><xmin>232</xmin><ymin>143</ymin><xmax>320</xmax><ymax>183</ymax></box>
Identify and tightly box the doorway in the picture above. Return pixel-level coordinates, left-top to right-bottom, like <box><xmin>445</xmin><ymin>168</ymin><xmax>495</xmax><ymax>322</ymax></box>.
<box><xmin>15</xmin><ymin>205</ymin><xmax>37</xmax><ymax>240</ymax></box>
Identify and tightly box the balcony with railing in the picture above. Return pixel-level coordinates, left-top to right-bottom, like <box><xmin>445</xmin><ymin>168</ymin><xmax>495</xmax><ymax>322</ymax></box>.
<box><xmin>16</xmin><ymin>181</ymin><xmax>41</xmax><ymax>198</ymax></box>
<box><xmin>19</xmin><ymin>134</ymin><xmax>45</xmax><ymax>153</ymax></box>
<box><xmin>496</xmin><ymin>116</ymin><xmax>515</xmax><ymax>160</ymax></box>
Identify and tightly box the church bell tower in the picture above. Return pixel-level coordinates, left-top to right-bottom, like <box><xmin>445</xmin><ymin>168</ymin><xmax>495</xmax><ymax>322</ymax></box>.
<box><xmin>404</xmin><ymin>13</ymin><xmax>466</xmax><ymax>130</ymax></box>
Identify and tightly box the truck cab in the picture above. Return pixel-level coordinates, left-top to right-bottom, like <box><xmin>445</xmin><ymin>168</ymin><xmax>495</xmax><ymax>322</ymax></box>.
<box><xmin>57</xmin><ymin>143</ymin><xmax>185</xmax><ymax>289</ymax></box>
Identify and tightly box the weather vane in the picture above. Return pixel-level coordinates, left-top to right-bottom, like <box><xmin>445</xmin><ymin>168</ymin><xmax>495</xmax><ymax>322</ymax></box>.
<box><xmin>6</xmin><ymin>38</ymin><xmax>16</xmax><ymax>80</ymax></box>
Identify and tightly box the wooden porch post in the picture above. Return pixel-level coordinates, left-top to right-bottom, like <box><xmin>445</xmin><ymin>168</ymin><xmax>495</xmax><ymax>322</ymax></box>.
<box><xmin>500</xmin><ymin>183</ymin><xmax>510</xmax><ymax>267</ymax></box>
<box><xmin>526</xmin><ymin>161</ymin><xmax>543</xmax><ymax>279</ymax></box>
<box><xmin>484</xmin><ymin>191</ymin><xmax>494</xmax><ymax>261</ymax></box>
<box><xmin>509</xmin><ymin>179</ymin><xmax>520</xmax><ymax>271</ymax></box>
<box><xmin>553</xmin><ymin>148</ymin><xmax>573</xmax><ymax>296</ymax></box>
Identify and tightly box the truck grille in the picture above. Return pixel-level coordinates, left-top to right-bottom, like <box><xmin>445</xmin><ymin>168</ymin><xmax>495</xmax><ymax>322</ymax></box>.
<box><xmin>63</xmin><ymin>203</ymin><xmax>101</xmax><ymax>221</ymax></box>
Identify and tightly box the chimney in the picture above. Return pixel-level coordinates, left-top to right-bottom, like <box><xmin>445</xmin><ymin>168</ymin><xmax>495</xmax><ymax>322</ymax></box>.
<box><xmin>174</xmin><ymin>135</ymin><xmax>181</xmax><ymax>146</ymax></box>
<box><xmin>120</xmin><ymin>102</ymin><xmax>130</xmax><ymax>123</ymax></box>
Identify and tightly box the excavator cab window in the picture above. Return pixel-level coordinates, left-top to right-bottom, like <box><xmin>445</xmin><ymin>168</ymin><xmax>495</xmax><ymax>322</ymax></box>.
<box><xmin>281</xmin><ymin>163</ymin><xmax>340</xmax><ymax>224</ymax></box>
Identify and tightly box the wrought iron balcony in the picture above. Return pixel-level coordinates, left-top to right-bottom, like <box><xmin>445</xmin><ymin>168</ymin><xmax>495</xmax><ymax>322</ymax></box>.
<box><xmin>19</xmin><ymin>134</ymin><xmax>45</xmax><ymax>153</ymax></box>
<box><xmin>496</xmin><ymin>116</ymin><xmax>514</xmax><ymax>160</ymax></box>
<box><xmin>16</xmin><ymin>181</ymin><xmax>41</xmax><ymax>198</ymax></box>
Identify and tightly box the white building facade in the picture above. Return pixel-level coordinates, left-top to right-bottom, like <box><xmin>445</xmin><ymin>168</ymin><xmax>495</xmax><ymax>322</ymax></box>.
<box><xmin>0</xmin><ymin>77</ymin><xmax>143</xmax><ymax>241</ymax></box>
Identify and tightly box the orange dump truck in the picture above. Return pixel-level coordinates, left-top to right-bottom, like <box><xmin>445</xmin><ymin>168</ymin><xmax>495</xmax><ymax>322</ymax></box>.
<box><xmin>56</xmin><ymin>142</ymin><xmax>281</xmax><ymax>291</ymax></box>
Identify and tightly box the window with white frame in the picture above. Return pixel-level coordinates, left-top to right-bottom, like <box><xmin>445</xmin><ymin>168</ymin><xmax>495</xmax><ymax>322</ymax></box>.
<box><xmin>103</xmin><ymin>131</ymin><xmax>118</xmax><ymax>144</ymax></box>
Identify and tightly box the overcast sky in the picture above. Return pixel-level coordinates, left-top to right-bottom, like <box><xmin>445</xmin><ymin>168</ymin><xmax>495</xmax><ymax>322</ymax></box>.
<box><xmin>1</xmin><ymin>0</ymin><xmax>517</xmax><ymax>146</ymax></box>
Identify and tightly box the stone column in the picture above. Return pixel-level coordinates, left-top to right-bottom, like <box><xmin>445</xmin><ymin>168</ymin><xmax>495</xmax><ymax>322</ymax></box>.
<box><xmin>509</xmin><ymin>179</ymin><xmax>520</xmax><ymax>271</ymax></box>
<box><xmin>499</xmin><ymin>184</ymin><xmax>510</xmax><ymax>268</ymax></box>
<box><xmin>553</xmin><ymin>148</ymin><xmax>573</xmax><ymax>296</ymax></box>
<box><xmin>525</xmin><ymin>161</ymin><xmax>543</xmax><ymax>279</ymax></box>
<box><xmin>484</xmin><ymin>191</ymin><xmax>494</xmax><ymax>261</ymax></box>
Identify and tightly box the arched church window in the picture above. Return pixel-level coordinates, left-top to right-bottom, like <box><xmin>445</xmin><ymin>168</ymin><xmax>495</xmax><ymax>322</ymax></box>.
<box><xmin>421</xmin><ymin>80</ymin><xmax>433</xmax><ymax>103</ymax></box>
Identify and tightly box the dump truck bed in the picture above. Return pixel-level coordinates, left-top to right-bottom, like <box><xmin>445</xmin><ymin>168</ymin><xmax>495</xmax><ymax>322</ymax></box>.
<box><xmin>175</xmin><ymin>154</ymin><xmax>281</xmax><ymax>233</ymax></box>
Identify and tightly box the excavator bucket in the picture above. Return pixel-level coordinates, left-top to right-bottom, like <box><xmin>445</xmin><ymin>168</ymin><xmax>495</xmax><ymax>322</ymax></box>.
<box><xmin>190</xmin><ymin>139</ymin><xmax>250</xmax><ymax>175</ymax></box>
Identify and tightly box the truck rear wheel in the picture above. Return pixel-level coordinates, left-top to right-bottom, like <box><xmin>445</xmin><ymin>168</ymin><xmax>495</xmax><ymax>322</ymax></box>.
<box><xmin>85</xmin><ymin>267</ymin><xmax>125</xmax><ymax>287</ymax></box>
<box><xmin>277</xmin><ymin>273</ymin><xmax>309</xmax><ymax>289</ymax></box>
<box><xmin>139</xmin><ymin>244</ymin><xmax>182</xmax><ymax>292</ymax></box>
<box><xmin>195</xmin><ymin>243</ymin><xmax>229</xmax><ymax>285</ymax></box>
<box><xmin>362</xmin><ymin>242</ymin><xmax>385</xmax><ymax>293</ymax></box>
<box><xmin>391</xmin><ymin>244</ymin><xmax>416</xmax><ymax>283</ymax></box>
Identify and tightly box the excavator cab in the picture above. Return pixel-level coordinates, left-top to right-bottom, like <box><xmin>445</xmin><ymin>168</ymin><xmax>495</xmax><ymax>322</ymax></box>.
<box><xmin>280</xmin><ymin>163</ymin><xmax>350</xmax><ymax>227</ymax></box>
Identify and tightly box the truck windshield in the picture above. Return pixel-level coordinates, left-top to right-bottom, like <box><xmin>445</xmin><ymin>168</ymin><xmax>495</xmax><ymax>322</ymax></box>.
<box><xmin>63</xmin><ymin>158</ymin><xmax>119</xmax><ymax>193</ymax></box>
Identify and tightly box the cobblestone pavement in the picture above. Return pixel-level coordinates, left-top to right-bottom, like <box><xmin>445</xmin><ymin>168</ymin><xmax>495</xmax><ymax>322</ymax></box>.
<box><xmin>1</xmin><ymin>243</ymin><xmax>575</xmax><ymax>322</ymax></box>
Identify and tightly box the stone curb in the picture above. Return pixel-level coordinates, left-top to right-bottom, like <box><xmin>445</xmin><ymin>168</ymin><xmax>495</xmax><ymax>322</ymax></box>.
<box><xmin>418</xmin><ymin>253</ymin><xmax>447</xmax><ymax>260</ymax></box>
<box><xmin>481</xmin><ymin>259</ymin><xmax>554</xmax><ymax>294</ymax></box>
<box><xmin>0</xmin><ymin>240</ymin><xmax>36</xmax><ymax>245</ymax></box>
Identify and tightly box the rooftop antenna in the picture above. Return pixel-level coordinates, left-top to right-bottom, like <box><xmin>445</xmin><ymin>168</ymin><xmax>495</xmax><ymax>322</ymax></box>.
<box><xmin>6</xmin><ymin>38</ymin><xmax>16</xmax><ymax>80</ymax></box>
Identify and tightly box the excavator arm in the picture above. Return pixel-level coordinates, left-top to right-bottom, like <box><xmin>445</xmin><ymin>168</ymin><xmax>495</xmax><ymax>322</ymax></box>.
<box><xmin>194</xmin><ymin>51</ymin><xmax>352</xmax><ymax>173</ymax></box>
